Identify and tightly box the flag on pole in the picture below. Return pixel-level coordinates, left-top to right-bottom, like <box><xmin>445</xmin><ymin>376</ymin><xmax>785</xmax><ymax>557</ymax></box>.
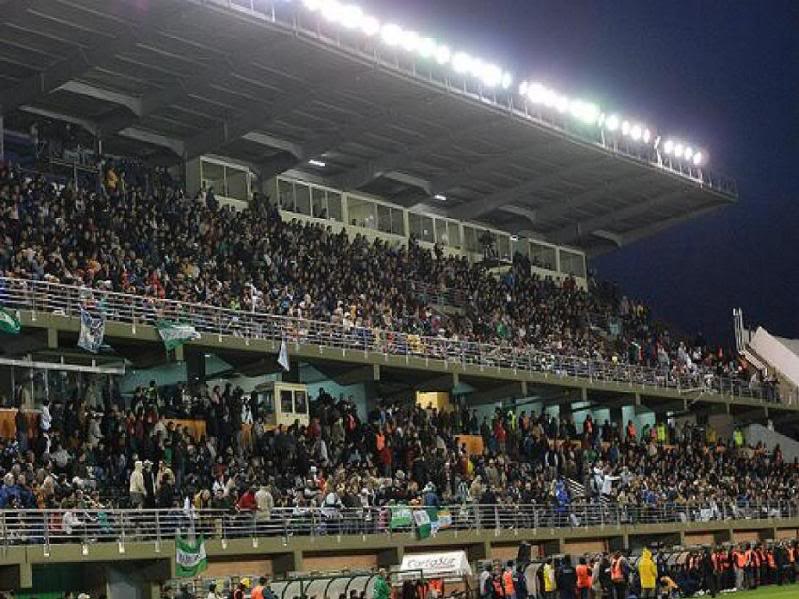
<box><xmin>0</xmin><ymin>307</ymin><xmax>20</xmax><ymax>335</ymax></box>
<box><xmin>78</xmin><ymin>308</ymin><xmax>105</xmax><ymax>353</ymax></box>
<box><xmin>278</xmin><ymin>338</ymin><xmax>290</xmax><ymax>371</ymax></box>
<box><xmin>175</xmin><ymin>534</ymin><xmax>208</xmax><ymax>577</ymax></box>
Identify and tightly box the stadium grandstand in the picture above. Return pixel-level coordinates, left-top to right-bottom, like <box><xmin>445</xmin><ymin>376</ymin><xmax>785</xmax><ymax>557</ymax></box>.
<box><xmin>0</xmin><ymin>1</ymin><xmax>796</xmax><ymax>598</ymax></box>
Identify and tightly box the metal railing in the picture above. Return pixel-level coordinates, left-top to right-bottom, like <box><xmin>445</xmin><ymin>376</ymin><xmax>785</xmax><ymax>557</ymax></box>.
<box><xmin>0</xmin><ymin>276</ymin><xmax>777</xmax><ymax>403</ymax></box>
<box><xmin>2</xmin><ymin>501</ymin><xmax>796</xmax><ymax>548</ymax></box>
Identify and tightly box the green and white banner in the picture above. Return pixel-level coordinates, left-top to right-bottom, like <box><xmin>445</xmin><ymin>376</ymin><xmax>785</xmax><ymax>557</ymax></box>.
<box><xmin>176</xmin><ymin>534</ymin><xmax>208</xmax><ymax>577</ymax></box>
<box><xmin>413</xmin><ymin>509</ymin><xmax>433</xmax><ymax>539</ymax></box>
<box><xmin>157</xmin><ymin>320</ymin><xmax>201</xmax><ymax>351</ymax></box>
<box><xmin>390</xmin><ymin>505</ymin><xmax>413</xmax><ymax>530</ymax></box>
<box><xmin>0</xmin><ymin>307</ymin><xmax>20</xmax><ymax>335</ymax></box>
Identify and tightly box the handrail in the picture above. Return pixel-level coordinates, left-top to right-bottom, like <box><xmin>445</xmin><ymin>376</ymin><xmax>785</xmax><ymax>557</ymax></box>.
<box><xmin>1</xmin><ymin>501</ymin><xmax>795</xmax><ymax>547</ymax></box>
<box><xmin>0</xmin><ymin>276</ymin><xmax>775</xmax><ymax>403</ymax></box>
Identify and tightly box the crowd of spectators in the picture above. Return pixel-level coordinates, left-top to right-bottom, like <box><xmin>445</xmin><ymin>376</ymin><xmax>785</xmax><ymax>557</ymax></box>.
<box><xmin>0</xmin><ymin>157</ymin><xmax>769</xmax><ymax>398</ymax></box>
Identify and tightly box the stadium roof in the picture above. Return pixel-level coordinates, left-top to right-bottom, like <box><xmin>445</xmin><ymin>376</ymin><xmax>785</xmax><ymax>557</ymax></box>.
<box><xmin>0</xmin><ymin>0</ymin><xmax>737</xmax><ymax>254</ymax></box>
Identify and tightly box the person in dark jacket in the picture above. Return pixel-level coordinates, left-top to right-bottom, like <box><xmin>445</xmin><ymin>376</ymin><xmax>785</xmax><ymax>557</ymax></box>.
<box><xmin>556</xmin><ymin>557</ymin><xmax>577</xmax><ymax>599</ymax></box>
<box><xmin>513</xmin><ymin>565</ymin><xmax>528</xmax><ymax>599</ymax></box>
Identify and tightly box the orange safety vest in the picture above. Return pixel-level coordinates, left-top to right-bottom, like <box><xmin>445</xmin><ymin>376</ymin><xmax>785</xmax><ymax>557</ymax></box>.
<box><xmin>768</xmin><ymin>552</ymin><xmax>776</xmax><ymax>569</ymax></box>
<box><xmin>576</xmin><ymin>564</ymin><xmax>591</xmax><ymax>589</ymax></box>
<box><xmin>429</xmin><ymin>579</ymin><xmax>444</xmax><ymax>597</ymax></box>
<box><xmin>745</xmin><ymin>549</ymin><xmax>754</xmax><ymax>567</ymax></box>
<box><xmin>789</xmin><ymin>548</ymin><xmax>796</xmax><ymax>564</ymax></box>
<box><xmin>502</xmin><ymin>571</ymin><xmax>514</xmax><ymax>596</ymax></box>
<box><xmin>611</xmin><ymin>558</ymin><xmax>625</xmax><ymax>582</ymax></box>
<box><xmin>734</xmin><ymin>551</ymin><xmax>747</xmax><ymax>569</ymax></box>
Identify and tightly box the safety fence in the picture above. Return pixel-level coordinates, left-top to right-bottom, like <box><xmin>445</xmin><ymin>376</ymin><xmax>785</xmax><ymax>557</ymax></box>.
<box><xmin>0</xmin><ymin>276</ymin><xmax>780</xmax><ymax>403</ymax></box>
<box><xmin>1</xmin><ymin>501</ymin><xmax>796</xmax><ymax>548</ymax></box>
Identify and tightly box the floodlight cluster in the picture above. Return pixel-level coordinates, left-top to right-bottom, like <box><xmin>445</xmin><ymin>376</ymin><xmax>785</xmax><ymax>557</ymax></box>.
<box><xmin>299</xmin><ymin>0</ymin><xmax>707</xmax><ymax>166</ymax></box>
<box><xmin>301</xmin><ymin>0</ymin><xmax>512</xmax><ymax>89</ymax></box>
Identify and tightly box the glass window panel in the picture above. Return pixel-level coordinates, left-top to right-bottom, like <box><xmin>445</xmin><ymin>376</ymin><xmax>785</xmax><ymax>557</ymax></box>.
<box><xmin>391</xmin><ymin>209</ymin><xmax>405</xmax><ymax>235</ymax></box>
<box><xmin>463</xmin><ymin>226</ymin><xmax>479</xmax><ymax>252</ymax></box>
<box><xmin>348</xmin><ymin>197</ymin><xmax>377</xmax><ymax>229</ymax></box>
<box><xmin>435</xmin><ymin>219</ymin><xmax>449</xmax><ymax>245</ymax></box>
<box><xmin>311</xmin><ymin>188</ymin><xmax>326</xmax><ymax>219</ymax></box>
<box><xmin>497</xmin><ymin>234</ymin><xmax>511</xmax><ymax>261</ymax></box>
<box><xmin>294</xmin><ymin>390</ymin><xmax>308</xmax><ymax>414</ymax></box>
<box><xmin>226</xmin><ymin>169</ymin><xmax>248</xmax><ymax>201</ymax></box>
<box><xmin>560</xmin><ymin>250</ymin><xmax>586</xmax><ymax>277</ymax></box>
<box><xmin>280</xmin><ymin>389</ymin><xmax>293</xmax><ymax>414</ymax></box>
<box><xmin>294</xmin><ymin>183</ymin><xmax>311</xmax><ymax>215</ymax></box>
<box><xmin>447</xmin><ymin>222</ymin><xmax>461</xmax><ymax>249</ymax></box>
<box><xmin>278</xmin><ymin>180</ymin><xmax>294</xmax><ymax>211</ymax></box>
<box><xmin>409</xmin><ymin>213</ymin><xmax>434</xmax><ymax>243</ymax></box>
<box><xmin>327</xmin><ymin>193</ymin><xmax>342</xmax><ymax>222</ymax></box>
<box><xmin>377</xmin><ymin>204</ymin><xmax>392</xmax><ymax>233</ymax></box>
<box><xmin>530</xmin><ymin>242</ymin><xmax>557</xmax><ymax>270</ymax></box>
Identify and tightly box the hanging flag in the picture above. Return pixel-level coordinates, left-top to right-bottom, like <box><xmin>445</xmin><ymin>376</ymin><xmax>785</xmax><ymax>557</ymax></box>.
<box><xmin>435</xmin><ymin>508</ymin><xmax>452</xmax><ymax>531</ymax></box>
<box><xmin>157</xmin><ymin>320</ymin><xmax>201</xmax><ymax>351</ymax></box>
<box><xmin>278</xmin><ymin>338</ymin><xmax>290</xmax><ymax>372</ymax></box>
<box><xmin>390</xmin><ymin>505</ymin><xmax>413</xmax><ymax>530</ymax></box>
<box><xmin>413</xmin><ymin>509</ymin><xmax>433</xmax><ymax>539</ymax></box>
<box><xmin>175</xmin><ymin>534</ymin><xmax>208</xmax><ymax>577</ymax></box>
<box><xmin>0</xmin><ymin>307</ymin><xmax>21</xmax><ymax>335</ymax></box>
<box><xmin>78</xmin><ymin>308</ymin><xmax>105</xmax><ymax>353</ymax></box>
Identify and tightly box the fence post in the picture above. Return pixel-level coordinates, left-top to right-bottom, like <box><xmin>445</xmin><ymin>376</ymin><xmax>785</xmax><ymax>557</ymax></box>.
<box><xmin>155</xmin><ymin>510</ymin><xmax>161</xmax><ymax>552</ymax></box>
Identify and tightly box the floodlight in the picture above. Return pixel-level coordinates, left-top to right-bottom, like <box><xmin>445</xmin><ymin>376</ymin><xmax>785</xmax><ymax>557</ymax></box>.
<box><xmin>479</xmin><ymin>64</ymin><xmax>503</xmax><ymax>87</ymax></box>
<box><xmin>321</xmin><ymin>0</ymin><xmax>343</xmax><ymax>22</ymax></box>
<box><xmin>380</xmin><ymin>23</ymin><xmax>402</xmax><ymax>46</ymax></box>
<box><xmin>434</xmin><ymin>194</ymin><xmax>447</xmax><ymax>201</ymax></box>
<box><xmin>501</xmin><ymin>72</ymin><xmax>513</xmax><ymax>90</ymax></box>
<box><xmin>673</xmin><ymin>143</ymin><xmax>684</xmax><ymax>159</ymax></box>
<box><xmin>519</xmin><ymin>81</ymin><xmax>529</xmax><ymax>95</ymax></box>
<box><xmin>339</xmin><ymin>4</ymin><xmax>364</xmax><ymax>29</ymax></box>
<box><xmin>360</xmin><ymin>15</ymin><xmax>380</xmax><ymax>36</ymax></box>
<box><xmin>621</xmin><ymin>120</ymin><xmax>631</xmax><ymax>136</ymax></box>
<box><xmin>663</xmin><ymin>140</ymin><xmax>674</xmax><ymax>155</ymax></box>
<box><xmin>570</xmin><ymin>100</ymin><xmax>600</xmax><ymax>124</ymax></box>
<box><xmin>605</xmin><ymin>114</ymin><xmax>620</xmax><ymax>131</ymax></box>
<box><xmin>692</xmin><ymin>152</ymin><xmax>703</xmax><ymax>165</ymax></box>
<box><xmin>526</xmin><ymin>83</ymin><xmax>547</xmax><ymax>104</ymax></box>
<box><xmin>555</xmin><ymin>95</ymin><xmax>569</xmax><ymax>113</ymax></box>
<box><xmin>418</xmin><ymin>37</ymin><xmax>436</xmax><ymax>58</ymax></box>
<box><xmin>434</xmin><ymin>44</ymin><xmax>451</xmax><ymax>64</ymax></box>
<box><xmin>400</xmin><ymin>30</ymin><xmax>421</xmax><ymax>52</ymax></box>
<box><xmin>642</xmin><ymin>128</ymin><xmax>651</xmax><ymax>143</ymax></box>
<box><xmin>303</xmin><ymin>0</ymin><xmax>322</xmax><ymax>11</ymax></box>
<box><xmin>452</xmin><ymin>52</ymin><xmax>472</xmax><ymax>74</ymax></box>
<box><xmin>630</xmin><ymin>125</ymin><xmax>642</xmax><ymax>141</ymax></box>
<box><xmin>684</xmin><ymin>147</ymin><xmax>694</xmax><ymax>160</ymax></box>
<box><xmin>308</xmin><ymin>159</ymin><xmax>326</xmax><ymax>167</ymax></box>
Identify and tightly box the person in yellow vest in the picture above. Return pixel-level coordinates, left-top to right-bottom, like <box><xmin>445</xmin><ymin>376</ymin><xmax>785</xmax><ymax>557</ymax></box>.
<box><xmin>638</xmin><ymin>548</ymin><xmax>657</xmax><ymax>599</ymax></box>
<box><xmin>543</xmin><ymin>558</ymin><xmax>557</xmax><ymax>599</ymax></box>
<box><xmin>733</xmin><ymin>428</ymin><xmax>744</xmax><ymax>448</ymax></box>
<box><xmin>656</xmin><ymin>422</ymin><xmax>667</xmax><ymax>444</ymax></box>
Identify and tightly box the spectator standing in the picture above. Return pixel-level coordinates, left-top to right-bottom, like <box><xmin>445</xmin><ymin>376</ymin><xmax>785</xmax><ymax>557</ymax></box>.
<box><xmin>638</xmin><ymin>548</ymin><xmax>657</xmax><ymax>599</ymax></box>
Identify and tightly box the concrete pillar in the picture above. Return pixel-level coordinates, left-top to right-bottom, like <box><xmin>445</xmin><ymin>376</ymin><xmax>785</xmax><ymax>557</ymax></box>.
<box><xmin>186</xmin><ymin>352</ymin><xmax>206</xmax><ymax>386</ymax></box>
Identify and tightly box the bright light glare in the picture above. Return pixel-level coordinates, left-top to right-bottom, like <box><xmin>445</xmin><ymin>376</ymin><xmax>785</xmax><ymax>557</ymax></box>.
<box><xmin>501</xmin><ymin>72</ymin><xmax>513</xmax><ymax>90</ymax></box>
<box><xmin>663</xmin><ymin>140</ymin><xmax>674</xmax><ymax>155</ymax></box>
<box><xmin>519</xmin><ymin>81</ymin><xmax>529</xmax><ymax>96</ymax></box>
<box><xmin>570</xmin><ymin>100</ymin><xmax>600</xmax><ymax>124</ymax></box>
<box><xmin>400</xmin><ymin>30</ymin><xmax>421</xmax><ymax>52</ymax></box>
<box><xmin>692</xmin><ymin>152</ymin><xmax>703</xmax><ymax>166</ymax></box>
<box><xmin>417</xmin><ymin>37</ymin><xmax>436</xmax><ymax>58</ymax></box>
<box><xmin>339</xmin><ymin>4</ymin><xmax>364</xmax><ymax>28</ymax></box>
<box><xmin>308</xmin><ymin>159</ymin><xmax>326</xmax><ymax>167</ymax></box>
<box><xmin>434</xmin><ymin>45</ymin><xmax>451</xmax><ymax>64</ymax></box>
<box><xmin>434</xmin><ymin>194</ymin><xmax>447</xmax><ymax>201</ymax></box>
<box><xmin>452</xmin><ymin>52</ymin><xmax>472</xmax><ymax>74</ymax></box>
<box><xmin>630</xmin><ymin>124</ymin><xmax>642</xmax><ymax>141</ymax></box>
<box><xmin>673</xmin><ymin>143</ymin><xmax>684</xmax><ymax>158</ymax></box>
<box><xmin>605</xmin><ymin>114</ymin><xmax>620</xmax><ymax>131</ymax></box>
<box><xmin>360</xmin><ymin>15</ymin><xmax>380</xmax><ymax>36</ymax></box>
<box><xmin>380</xmin><ymin>23</ymin><xmax>402</xmax><ymax>46</ymax></box>
<box><xmin>303</xmin><ymin>0</ymin><xmax>322</xmax><ymax>11</ymax></box>
<box><xmin>621</xmin><ymin>120</ymin><xmax>631</xmax><ymax>136</ymax></box>
<box><xmin>684</xmin><ymin>146</ymin><xmax>694</xmax><ymax>160</ymax></box>
<box><xmin>642</xmin><ymin>128</ymin><xmax>651</xmax><ymax>143</ymax></box>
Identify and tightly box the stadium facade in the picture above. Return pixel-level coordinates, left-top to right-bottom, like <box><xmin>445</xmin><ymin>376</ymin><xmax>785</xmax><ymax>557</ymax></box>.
<box><xmin>0</xmin><ymin>1</ymin><xmax>796</xmax><ymax>598</ymax></box>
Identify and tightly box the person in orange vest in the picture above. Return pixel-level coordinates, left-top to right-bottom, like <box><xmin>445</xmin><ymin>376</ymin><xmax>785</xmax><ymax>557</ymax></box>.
<box><xmin>251</xmin><ymin>576</ymin><xmax>267</xmax><ymax>599</ymax></box>
<box><xmin>788</xmin><ymin>542</ymin><xmax>797</xmax><ymax>584</ymax></box>
<box><xmin>746</xmin><ymin>543</ymin><xmax>758</xmax><ymax>589</ymax></box>
<box><xmin>767</xmin><ymin>545</ymin><xmax>777</xmax><ymax>585</ymax></box>
<box><xmin>502</xmin><ymin>562</ymin><xmax>516</xmax><ymax>599</ymax></box>
<box><xmin>609</xmin><ymin>551</ymin><xmax>628</xmax><ymax>599</ymax></box>
<box><xmin>732</xmin><ymin>545</ymin><xmax>746</xmax><ymax>590</ymax></box>
<box><xmin>575</xmin><ymin>557</ymin><xmax>591</xmax><ymax>599</ymax></box>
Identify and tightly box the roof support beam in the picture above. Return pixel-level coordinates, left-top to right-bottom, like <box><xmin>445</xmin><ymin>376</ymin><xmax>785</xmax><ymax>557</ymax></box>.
<box><xmin>57</xmin><ymin>81</ymin><xmax>142</xmax><ymax>116</ymax></box>
<box><xmin>328</xmin><ymin>118</ymin><xmax>499</xmax><ymax>192</ymax></box>
<box><xmin>0</xmin><ymin>2</ymin><xmax>183</xmax><ymax>113</ymax></box>
<box><xmin>550</xmin><ymin>188</ymin><xmax>690</xmax><ymax>245</ymax></box>
<box><xmin>20</xmin><ymin>106</ymin><xmax>98</xmax><ymax>136</ymax></box>
<box><xmin>118</xmin><ymin>127</ymin><xmax>184</xmax><ymax>156</ymax></box>
<box><xmin>448</xmin><ymin>159</ymin><xmax>605</xmax><ymax>221</ymax></box>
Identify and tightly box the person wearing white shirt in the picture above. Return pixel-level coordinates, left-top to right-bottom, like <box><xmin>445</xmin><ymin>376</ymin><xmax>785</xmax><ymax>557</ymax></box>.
<box><xmin>40</xmin><ymin>400</ymin><xmax>52</xmax><ymax>432</ymax></box>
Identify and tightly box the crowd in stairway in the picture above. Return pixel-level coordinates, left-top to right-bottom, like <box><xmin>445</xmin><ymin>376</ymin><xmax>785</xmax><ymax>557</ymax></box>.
<box><xmin>0</xmin><ymin>158</ymin><xmax>768</xmax><ymax>398</ymax></box>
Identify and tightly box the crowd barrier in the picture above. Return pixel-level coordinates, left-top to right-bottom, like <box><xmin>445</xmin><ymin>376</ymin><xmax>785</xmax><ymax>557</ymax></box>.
<box><xmin>1</xmin><ymin>501</ymin><xmax>795</xmax><ymax>548</ymax></box>
<box><xmin>0</xmin><ymin>277</ymin><xmax>781</xmax><ymax>404</ymax></box>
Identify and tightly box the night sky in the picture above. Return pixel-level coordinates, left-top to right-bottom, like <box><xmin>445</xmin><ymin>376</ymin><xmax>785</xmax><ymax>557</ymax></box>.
<box><xmin>367</xmin><ymin>0</ymin><xmax>799</xmax><ymax>344</ymax></box>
